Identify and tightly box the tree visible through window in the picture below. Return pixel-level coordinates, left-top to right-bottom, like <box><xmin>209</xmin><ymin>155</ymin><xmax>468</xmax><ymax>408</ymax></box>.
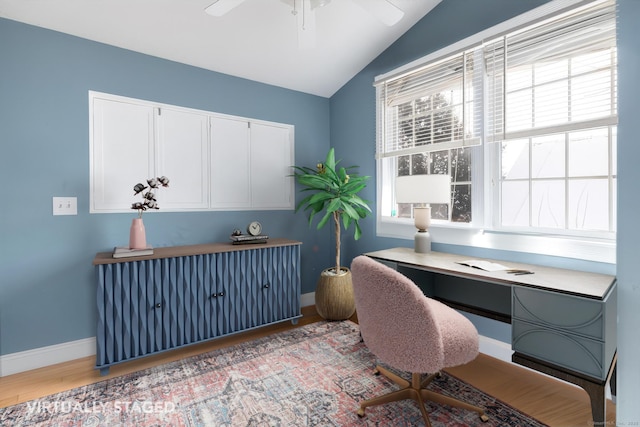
<box><xmin>387</xmin><ymin>78</ymin><xmax>477</xmax><ymax>224</ymax></box>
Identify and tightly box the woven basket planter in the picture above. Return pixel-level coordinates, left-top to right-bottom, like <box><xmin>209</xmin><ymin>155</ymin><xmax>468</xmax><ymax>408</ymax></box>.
<box><xmin>315</xmin><ymin>267</ymin><xmax>355</xmax><ymax>321</ymax></box>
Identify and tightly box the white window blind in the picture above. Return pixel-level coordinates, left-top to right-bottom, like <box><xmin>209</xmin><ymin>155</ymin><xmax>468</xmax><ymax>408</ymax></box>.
<box><xmin>484</xmin><ymin>0</ymin><xmax>617</xmax><ymax>143</ymax></box>
<box><xmin>375</xmin><ymin>48</ymin><xmax>483</xmax><ymax>159</ymax></box>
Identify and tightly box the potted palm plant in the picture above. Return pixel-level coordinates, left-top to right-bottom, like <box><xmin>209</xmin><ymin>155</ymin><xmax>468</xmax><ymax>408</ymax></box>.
<box><xmin>293</xmin><ymin>147</ymin><xmax>371</xmax><ymax>320</ymax></box>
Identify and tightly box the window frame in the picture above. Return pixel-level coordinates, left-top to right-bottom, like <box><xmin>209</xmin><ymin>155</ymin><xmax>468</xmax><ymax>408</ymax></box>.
<box><xmin>374</xmin><ymin>0</ymin><xmax>616</xmax><ymax>264</ymax></box>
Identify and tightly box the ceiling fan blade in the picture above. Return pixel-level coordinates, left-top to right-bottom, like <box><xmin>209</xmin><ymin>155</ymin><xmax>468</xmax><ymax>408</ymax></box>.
<box><xmin>205</xmin><ymin>0</ymin><xmax>247</xmax><ymax>17</ymax></box>
<box><xmin>351</xmin><ymin>0</ymin><xmax>404</xmax><ymax>26</ymax></box>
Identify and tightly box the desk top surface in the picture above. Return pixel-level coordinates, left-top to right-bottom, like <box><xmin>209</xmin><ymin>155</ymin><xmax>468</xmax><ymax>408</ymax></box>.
<box><xmin>366</xmin><ymin>247</ymin><xmax>615</xmax><ymax>300</ymax></box>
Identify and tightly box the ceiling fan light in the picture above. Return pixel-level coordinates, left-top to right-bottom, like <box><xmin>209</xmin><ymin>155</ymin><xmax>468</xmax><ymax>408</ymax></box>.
<box><xmin>205</xmin><ymin>0</ymin><xmax>246</xmax><ymax>17</ymax></box>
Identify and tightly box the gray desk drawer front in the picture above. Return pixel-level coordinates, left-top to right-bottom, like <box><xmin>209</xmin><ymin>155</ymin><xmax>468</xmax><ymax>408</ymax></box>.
<box><xmin>513</xmin><ymin>287</ymin><xmax>606</xmax><ymax>340</ymax></box>
<box><xmin>512</xmin><ymin>284</ymin><xmax>616</xmax><ymax>381</ymax></box>
<box><xmin>513</xmin><ymin>319</ymin><xmax>606</xmax><ymax>379</ymax></box>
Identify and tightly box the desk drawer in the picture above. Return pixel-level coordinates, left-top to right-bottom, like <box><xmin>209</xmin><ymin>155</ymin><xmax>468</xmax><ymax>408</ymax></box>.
<box><xmin>512</xmin><ymin>318</ymin><xmax>606</xmax><ymax>380</ymax></box>
<box><xmin>513</xmin><ymin>287</ymin><xmax>606</xmax><ymax>340</ymax></box>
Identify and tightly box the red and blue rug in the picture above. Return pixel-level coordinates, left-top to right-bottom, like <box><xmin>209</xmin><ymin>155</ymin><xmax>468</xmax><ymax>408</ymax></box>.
<box><xmin>0</xmin><ymin>321</ymin><xmax>547</xmax><ymax>426</ymax></box>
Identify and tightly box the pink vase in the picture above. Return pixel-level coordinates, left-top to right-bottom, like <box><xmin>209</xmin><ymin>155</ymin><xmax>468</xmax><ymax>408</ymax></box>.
<box><xmin>129</xmin><ymin>218</ymin><xmax>147</xmax><ymax>249</ymax></box>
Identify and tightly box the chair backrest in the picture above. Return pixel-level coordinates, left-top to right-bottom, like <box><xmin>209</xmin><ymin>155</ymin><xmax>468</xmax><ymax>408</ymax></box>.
<box><xmin>351</xmin><ymin>255</ymin><xmax>445</xmax><ymax>373</ymax></box>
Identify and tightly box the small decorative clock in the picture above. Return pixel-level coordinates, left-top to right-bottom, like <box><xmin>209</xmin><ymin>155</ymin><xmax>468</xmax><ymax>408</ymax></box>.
<box><xmin>247</xmin><ymin>221</ymin><xmax>262</xmax><ymax>236</ymax></box>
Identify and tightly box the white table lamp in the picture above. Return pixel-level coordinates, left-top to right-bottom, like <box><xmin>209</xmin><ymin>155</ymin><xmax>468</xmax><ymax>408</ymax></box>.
<box><xmin>395</xmin><ymin>174</ymin><xmax>451</xmax><ymax>253</ymax></box>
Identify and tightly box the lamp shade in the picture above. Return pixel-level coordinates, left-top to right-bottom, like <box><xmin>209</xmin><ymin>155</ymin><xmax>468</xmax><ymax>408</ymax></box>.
<box><xmin>395</xmin><ymin>175</ymin><xmax>451</xmax><ymax>205</ymax></box>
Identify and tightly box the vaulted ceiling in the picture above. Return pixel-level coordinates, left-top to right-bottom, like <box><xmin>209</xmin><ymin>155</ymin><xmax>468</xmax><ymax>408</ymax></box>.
<box><xmin>0</xmin><ymin>0</ymin><xmax>440</xmax><ymax>97</ymax></box>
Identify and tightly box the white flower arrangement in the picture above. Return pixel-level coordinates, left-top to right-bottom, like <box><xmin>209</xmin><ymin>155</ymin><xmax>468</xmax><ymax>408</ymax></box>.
<box><xmin>131</xmin><ymin>176</ymin><xmax>170</xmax><ymax>218</ymax></box>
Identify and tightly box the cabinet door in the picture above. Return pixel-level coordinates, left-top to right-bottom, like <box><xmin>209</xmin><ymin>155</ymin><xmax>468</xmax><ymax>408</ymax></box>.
<box><xmin>260</xmin><ymin>244</ymin><xmax>301</xmax><ymax>324</ymax></box>
<box><xmin>91</xmin><ymin>97</ymin><xmax>155</xmax><ymax>212</ymax></box>
<box><xmin>157</xmin><ymin>108</ymin><xmax>209</xmax><ymax>209</ymax></box>
<box><xmin>250</xmin><ymin>122</ymin><xmax>294</xmax><ymax>209</ymax></box>
<box><xmin>207</xmin><ymin>252</ymin><xmax>231</xmax><ymax>338</ymax></box>
<box><xmin>210</xmin><ymin>116</ymin><xmax>251</xmax><ymax>208</ymax></box>
<box><xmin>95</xmin><ymin>259</ymin><xmax>164</xmax><ymax>366</ymax></box>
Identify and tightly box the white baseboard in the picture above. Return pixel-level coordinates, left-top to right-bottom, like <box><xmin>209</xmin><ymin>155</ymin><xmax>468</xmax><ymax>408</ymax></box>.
<box><xmin>0</xmin><ymin>337</ymin><xmax>96</xmax><ymax>377</ymax></box>
<box><xmin>299</xmin><ymin>290</ymin><xmax>518</xmax><ymax>366</ymax></box>
<box><xmin>0</xmin><ymin>292</ymin><xmax>318</xmax><ymax>377</ymax></box>
<box><xmin>479</xmin><ymin>335</ymin><xmax>513</xmax><ymax>363</ymax></box>
<box><xmin>0</xmin><ymin>334</ymin><xmax>511</xmax><ymax>378</ymax></box>
<box><xmin>301</xmin><ymin>291</ymin><xmax>315</xmax><ymax>308</ymax></box>
<box><xmin>0</xmin><ymin>292</ymin><xmax>516</xmax><ymax>377</ymax></box>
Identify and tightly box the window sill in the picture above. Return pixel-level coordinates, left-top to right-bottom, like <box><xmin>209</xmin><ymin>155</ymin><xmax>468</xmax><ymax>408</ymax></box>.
<box><xmin>376</xmin><ymin>217</ymin><xmax>616</xmax><ymax>265</ymax></box>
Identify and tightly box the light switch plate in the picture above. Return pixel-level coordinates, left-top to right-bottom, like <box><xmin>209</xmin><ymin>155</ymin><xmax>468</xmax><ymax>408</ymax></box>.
<box><xmin>53</xmin><ymin>197</ymin><xmax>78</xmax><ymax>215</ymax></box>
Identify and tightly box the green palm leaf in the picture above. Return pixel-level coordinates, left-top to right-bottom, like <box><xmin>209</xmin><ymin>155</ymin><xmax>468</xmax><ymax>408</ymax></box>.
<box><xmin>293</xmin><ymin>147</ymin><xmax>372</xmax><ymax>271</ymax></box>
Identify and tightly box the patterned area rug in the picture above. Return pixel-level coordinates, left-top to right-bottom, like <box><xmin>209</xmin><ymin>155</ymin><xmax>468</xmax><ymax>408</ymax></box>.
<box><xmin>0</xmin><ymin>321</ymin><xmax>548</xmax><ymax>426</ymax></box>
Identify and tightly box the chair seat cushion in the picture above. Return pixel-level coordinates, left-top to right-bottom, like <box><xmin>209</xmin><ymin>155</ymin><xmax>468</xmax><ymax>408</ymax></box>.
<box><xmin>426</xmin><ymin>298</ymin><xmax>479</xmax><ymax>368</ymax></box>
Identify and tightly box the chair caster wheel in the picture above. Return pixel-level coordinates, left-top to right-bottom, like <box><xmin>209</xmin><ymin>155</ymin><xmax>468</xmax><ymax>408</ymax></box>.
<box><xmin>357</xmin><ymin>408</ymin><xmax>366</xmax><ymax>418</ymax></box>
<box><xmin>480</xmin><ymin>414</ymin><xmax>489</xmax><ymax>422</ymax></box>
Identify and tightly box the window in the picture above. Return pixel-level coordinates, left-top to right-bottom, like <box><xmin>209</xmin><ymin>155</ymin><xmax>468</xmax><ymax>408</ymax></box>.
<box><xmin>375</xmin><ymin>0</ymin><xmax>616</xmax><ymax>261</ymax></box>
<box><xmin>376</xmin><ymin>49</ymin><xmax>482</xmax><ymax>224</ymax></box>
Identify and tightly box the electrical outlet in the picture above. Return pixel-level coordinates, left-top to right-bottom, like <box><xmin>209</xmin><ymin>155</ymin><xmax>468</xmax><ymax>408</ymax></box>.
<box><xmin>53</xmin><ymin>197</ymin><xmax>78</xmax><ymax>216</ymax></box>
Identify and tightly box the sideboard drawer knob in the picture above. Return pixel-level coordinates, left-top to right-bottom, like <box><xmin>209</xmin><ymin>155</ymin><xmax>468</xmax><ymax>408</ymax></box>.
<box><xmin>155</xmin><ymin>303</ymin><xmax>162</xmax><ymax>308</ymax></box>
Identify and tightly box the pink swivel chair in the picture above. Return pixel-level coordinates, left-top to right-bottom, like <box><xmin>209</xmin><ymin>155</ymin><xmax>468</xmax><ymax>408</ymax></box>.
<box><xmin>350</xmin><ymin>255</ymin><xmax>488</xmax><ymax>426</ymax></box>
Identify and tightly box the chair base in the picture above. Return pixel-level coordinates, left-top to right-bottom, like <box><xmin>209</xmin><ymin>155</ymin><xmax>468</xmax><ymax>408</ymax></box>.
<box><xmin>357</xmin><ymin>365</ymin><xmax>489</xmax><ymax>427</ymax></box>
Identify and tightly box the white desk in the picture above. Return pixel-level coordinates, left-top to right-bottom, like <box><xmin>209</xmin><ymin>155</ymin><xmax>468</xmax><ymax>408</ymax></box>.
<box><xmin>366</xmin><ymin>248</ymin><xmax>617</xmax><ymax>426</ymax></box>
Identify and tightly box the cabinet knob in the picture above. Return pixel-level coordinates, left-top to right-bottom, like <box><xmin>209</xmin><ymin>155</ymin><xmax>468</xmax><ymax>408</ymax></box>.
<box><xmin>155</xmin><ymin>303</ymin><xmax>162</xmax><ymax>308</ymax></box>
<box><xmin>263</xmin><ymin>283</ymin><xmax>270</xmax><ymax>289</ymax></box>
<box><xmin>219</xmin><ymin>291</ymin><xmax>225</xmax><ymax>296</ymax></box>
<box><xmin>210</xmin><ymin>293</ymin><xmax>217</xmax><ymax>298</ymax></box>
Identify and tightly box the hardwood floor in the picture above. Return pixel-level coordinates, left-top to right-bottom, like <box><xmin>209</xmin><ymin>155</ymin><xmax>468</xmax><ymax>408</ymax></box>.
<box><xmin>0</xmin><ymin>306</ymin><xmax>615</xmax><ymax>426</ymax></box>
<box><xmin>446</xmin><ymin>355</ymin><xmax>616</xmax><ymax>426</ymax></box>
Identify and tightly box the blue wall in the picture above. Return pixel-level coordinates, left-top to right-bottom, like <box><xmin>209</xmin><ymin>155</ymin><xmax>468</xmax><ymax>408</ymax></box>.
<box><xmin>0</xmin><ymin>17</ymin><xmax>332</xmax><ymax>356</ymax></box>
<box><xmin>2</xmin><ymin>0</ymin><xmax>640</xmax><ymax>421</ymax></box>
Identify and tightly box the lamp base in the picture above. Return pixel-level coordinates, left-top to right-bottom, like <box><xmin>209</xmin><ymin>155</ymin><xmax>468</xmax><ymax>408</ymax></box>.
<box><xmin>414</xmin><ymin>230</ymin><xmax>431</xmax><ymax>253</ymax></box>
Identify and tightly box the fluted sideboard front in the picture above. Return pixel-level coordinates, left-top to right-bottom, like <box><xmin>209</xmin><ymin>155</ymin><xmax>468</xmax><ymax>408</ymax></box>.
<box><xmin>92</xmin><ymin>239</ymin><xmax>301</xmax><ymax>375</ymax></box>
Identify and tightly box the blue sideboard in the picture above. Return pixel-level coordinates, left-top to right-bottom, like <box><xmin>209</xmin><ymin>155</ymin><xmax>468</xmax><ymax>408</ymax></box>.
<box><xmin>92</xmin><ymin>238</ymin><xmax>302</xmax><ymax>375</ymax></box>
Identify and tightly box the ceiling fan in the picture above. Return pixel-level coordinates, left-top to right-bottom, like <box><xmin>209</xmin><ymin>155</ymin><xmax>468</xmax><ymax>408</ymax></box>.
<box><xmin>204</xmin><ymin>0</ymin><xmax>405</xmax><ymax>48</ymax></box>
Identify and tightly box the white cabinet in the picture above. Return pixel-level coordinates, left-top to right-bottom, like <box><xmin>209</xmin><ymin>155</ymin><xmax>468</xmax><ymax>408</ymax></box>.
<box><xmin>250</xmin><ymin>122</ymin><xmax>294</xmax><ymax>209</ymax></box>
<box><xmin>157</xmin><ymin>108</ymin><xmax>209</xmax><ymax>210</ymax></box>
<box><xmin>210</xmin><ymin>118</ymin><xmax>294</xmax><ymax>210</ymax></box>
<box><xmin>90</xmin><ymin>91</ymin><xmax>295</xmax><ymax>213</ymax></box>
<box><xmin>90</xmin><ymin>97</ymin><xmax>155</xmax><ymax>212</ymax></box>
<box><xmin>210</xmin><ymin>116</ymin><xmax>251</xmax><ymax>208</ymax></box>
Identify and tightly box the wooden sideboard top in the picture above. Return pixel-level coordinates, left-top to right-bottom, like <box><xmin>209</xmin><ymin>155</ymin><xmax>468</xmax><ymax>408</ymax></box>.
<box><xmin>93</xmin><ymin>238</ymin><xmax>302</xmax><ymax>265</ymax></box>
